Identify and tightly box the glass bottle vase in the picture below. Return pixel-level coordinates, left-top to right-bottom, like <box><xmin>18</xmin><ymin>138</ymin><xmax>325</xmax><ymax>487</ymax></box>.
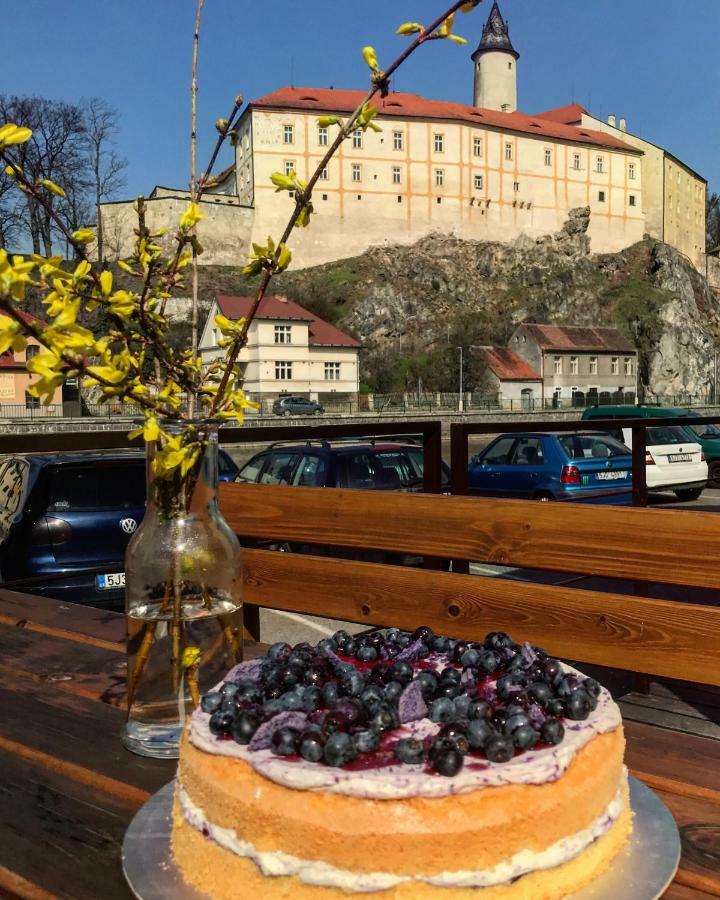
<box><xmin>121</xmin><ymin>421</ymin><xmax>243</xmax><ymax>758</ymax></box>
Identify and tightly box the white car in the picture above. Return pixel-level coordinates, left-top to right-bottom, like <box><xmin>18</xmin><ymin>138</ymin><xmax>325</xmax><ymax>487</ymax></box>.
<box><xmin>614</xmin><ymin>424</ymin><xmax>707</xmax><ymax>500</ymax></box>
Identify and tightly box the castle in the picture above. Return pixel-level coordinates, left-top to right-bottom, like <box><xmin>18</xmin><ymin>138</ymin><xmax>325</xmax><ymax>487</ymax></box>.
<box><xmin>99</xmin><ymin>2</ymin><xmax>707</xmax><ymax>271</ymax></box>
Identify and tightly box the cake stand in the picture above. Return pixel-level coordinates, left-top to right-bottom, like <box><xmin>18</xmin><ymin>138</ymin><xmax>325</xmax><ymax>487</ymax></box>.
<box><xmin>122</xmin><ymin>775</ymin><xmax>680</xmax><ymax>900</ymax></box>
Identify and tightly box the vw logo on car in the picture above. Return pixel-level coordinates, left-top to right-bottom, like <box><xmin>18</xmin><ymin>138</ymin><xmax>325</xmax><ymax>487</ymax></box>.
<box><xmin>120</xmin><ymin>517</ymin><xmax>138</xmax><ymax>534</ymax></box>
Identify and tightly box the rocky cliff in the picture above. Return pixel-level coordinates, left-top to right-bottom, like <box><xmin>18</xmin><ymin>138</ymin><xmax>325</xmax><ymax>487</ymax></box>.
<box><xmin>267</xmin><ymin>207</ymin><xmax>720</xmax><ymax>397</ymax></box>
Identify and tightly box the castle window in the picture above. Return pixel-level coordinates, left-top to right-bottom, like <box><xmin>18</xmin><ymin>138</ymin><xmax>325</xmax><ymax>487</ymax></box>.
<box><xmin>572</xmin><ymin>153</ymin><xmax>581</xmax><ymax>170</ymax></box>
<box><xmin>284</xmin><ymin>160</ymin><xmax>295</xmax><ymax>177</ymax></box>
<box><xmin>508</xmin><ymin>61</ymin><xmax>512</xmax><ymax>70</ymax></box>
<box><xmin>393</xmin><ymin>131</ymin><xmax>404</xmax><ymax>151</ymax></box>
<box><xmin>434</xmin><ymin>133</ymin><xmax>444</xmax><ymax>153</ymax></box>
<box><xmin>283</xmin><ymin>124</ymin><xmax>294</xmax><ymax>144</ymax></box>
<box><xmin>513</xmin><ymin>181</ymin><xmax>520</xmax><ymax>192</ymax></box>
<box><xmin>474</xmin><ymin>174</ymin><xmax>483</xmax><ymax>190</ymax></box>
<box><xmin>353</xmin><ymin>129</ymin><xmax>363</xmax><ymax>149</ymax></box>
<box><xmin>352</xmin><ymin>164</ymin><xmax>362</xmax><ymax>182</ymax></box>
<box><xmin>598</xmin><ymin>191</ymin><xmax>606</xmax><ymax>202</ymax></box>
<box><xmin>397</xmin><ymin>195</ymin><xmax>403</xmax><ymax>203</ymax></box>
<box><xmin>318</xmin><ymin>126</ymin><xmax>328</xmax><ymax>146</ymax></box>
<box><xmin>544</xmin><ymin>149</ymin><xmax>552</xmax><ymax>167</ymax></box>
<box><xmin>274</xmin><ymin>325</ymin><xmax>292</xmax><ymax>345</ymax></box>
<box><xmin>473</xmin><ymin>136</ymin><xmax>483</xmax><ymax>157</ymax></box>
<box><xmin>320</xmin><ymin>166</ymin><xmax>329</xmax><ymax>180</ymax></box>
<box><xmin>26</xmin><ymin>345</ymin><xmax>40</xmax><ymax>361</ymax></box>
<box><xmin>275</xmin><ymin>361</ymin><xmax>293</xmax><ymax>380</ymax></box>
<box><xmin>589</xmin><ymin>357</ymin><xmax>598</xmax><ymax>375</ymax></box>
<box><xmin>505</xmin><ymin>142</ymin><xmax>513</xmax><ymax>161</ymax></box>
<box><xmin>624</xmin><ymin>358</ymin><xmax>633</xmax><ymax>376</ymax></box>
<box><xmin>435</xmin><ymin>169</ymin><xmax>445</xmax><ymax>187</ymax></box>
<box><xmin>611</xmin><ymin>357</ymin><xmax>619</xmax><ymax>375</ymax></box>
<box><xmin>570</xmin><ymin>356</ymin><xmax>579</xmax><ymax>375</ymax></box>
<box><xmin>596</xmin><ymin>155</ymin><xmax>605</xmax><ymax>173</ymax></box>
<box><xmin>392</xmin><ymin>166</ymin><xmax>402</xmax><ymax>184</ymax></box>
<box><xmin>436</xmin><ymin>197</ymin><xmax>442</xmax><ymax>204</ymax></box>
<box><xmin>629</xmin><ymin>194</ymin><xmax>636</xmax><ymax>207</ymax></box>
<box><xmin>628</xmin><ymin>162</ymin><xmax>636</xmax><ymax>180</ymax></box>
<box><xmin>554</xmin><ymin>357</ymin><xmax>562</xmax><ymax>375</ymax></box>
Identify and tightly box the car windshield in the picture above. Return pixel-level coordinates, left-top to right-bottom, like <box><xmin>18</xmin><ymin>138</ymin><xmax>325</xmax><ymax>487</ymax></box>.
<box><xmin>559</xmin><ymin>434</ymin><xmax>630</xmax><ymax>459</ymax></box>
<box><xmin>646</xmin><ymin>425</ymin><xmax>694</xmax><ymax>446</ymax></box>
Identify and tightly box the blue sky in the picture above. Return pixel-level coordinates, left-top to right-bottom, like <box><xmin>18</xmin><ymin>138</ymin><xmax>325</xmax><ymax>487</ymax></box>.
<box><xmin>3</xmin><ymin>0</ymin><xmax>718</xmax><ymax>197</ymax></box>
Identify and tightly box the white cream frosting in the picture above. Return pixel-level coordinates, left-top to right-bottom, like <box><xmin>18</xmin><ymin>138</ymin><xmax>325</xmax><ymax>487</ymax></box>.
<box><xmin>178</xmin><ymin>774</ymin><xmax>627</xmax><ymax>892</ymax></box>
<box><xmin>188</xmin><ymin>665</ymin><xmax>622</xmax><ymax>800</ymax></box>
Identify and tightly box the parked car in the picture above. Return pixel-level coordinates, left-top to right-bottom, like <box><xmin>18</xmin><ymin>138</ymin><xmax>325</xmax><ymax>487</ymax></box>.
<box><xmin>272</xmin><ymin>396</ymin><xmax>325</xmax><ymax>417</ymax></box>
<box><xmin>468</xmin><ymin>431</ymin><xmax>633</xmax><ymax>503</ymax></box>
<box><xmin>583</xmin><ymin>405</ymin><xmax>720</xmax><ymax>488</ymax></box>
<box><xmin>0</xmin><ymin>447</ymin><xmax>240</xmax><ymax>609</ymax></box>
<box><xmin>581</xmin><ymin>407</ymin><xmax>707</xmax><ymax>499</ymax></box>
<box><xmin>235</xmin><ymin>439</ymin><xmax>450</xmax><ymax>564</ymax></box>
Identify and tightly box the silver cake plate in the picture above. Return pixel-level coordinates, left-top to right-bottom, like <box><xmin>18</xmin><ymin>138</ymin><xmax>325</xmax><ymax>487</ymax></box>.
<box><xmin>122</xmin><ymin>776</ymin><xmax>680</xmax><ymax>900</ymax></box>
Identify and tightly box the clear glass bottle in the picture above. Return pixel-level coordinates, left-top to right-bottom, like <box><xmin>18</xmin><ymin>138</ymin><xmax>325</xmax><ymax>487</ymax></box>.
<box><xmin>122</xmin><ymin>421</ymin><xmax>243</xmax><ymax>758</ymax></box>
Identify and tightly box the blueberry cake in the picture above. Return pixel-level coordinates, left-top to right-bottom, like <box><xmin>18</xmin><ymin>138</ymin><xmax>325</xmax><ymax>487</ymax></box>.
<box><xmin>172</xmin><ymin>628</ymin><xmax>630</xmax><ymax>898</ymax></box>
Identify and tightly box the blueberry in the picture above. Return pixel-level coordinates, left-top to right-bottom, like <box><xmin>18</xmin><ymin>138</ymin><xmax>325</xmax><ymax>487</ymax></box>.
<box><xmin>497</xmin><ymin>673</ymin><xmax>528</xmax><ymax>702</ymax></box>
<box><xmin>263</xmin><ymin>683</ymin><xmax>284</xmax><ymax>702</ymax></box>
<box><xmin>237</xmin><ymin>683</ymin><xmax>261</xmax><ymax>704</ymax></box>
<box><xmin>564</xmin><ymin>690</ymin><xmax>593</xmax><ymax>721</ymax></box>
<box><xmin>583</xmin><ymin>678</ymin><xmax>601</xmax><ymax>699</ymax></box>
<box><xmin>484</xmin><ymin>632</ymin><xmax>512</xmax><ymax>652</ymax></box>
<box><xmin>504</xmin><ymin>713</ymin><xmax>530</xmax><ymax>735</ymax></box>
<box><xmin>512</xmin><ymin>725</ymin><xmax>539</xmax><ymax>750</ymax></box>
<box><xmin>490</xmin><ymin>709</ymin><xmax>509</xmax><ymax>733</ymax></box>
<box><xmin>431</xmin><ymin>635</ymin><xmax>450</xmax><ymax>653</ymax></box>
<box><xmin>436</xmin><ymin>682</ymin><xmax>462</xmax><ymax>700</ymax></box>
<box><xmin>440</xmin><ymin>667</ymin><xmax>461</xmax><ymax>685</ymax></box>
<box><xmin>335</xmin><ymin>698</ymin><xmax>366</xmax><ymax>727</ymax></box>
<box><xmin>452</xmin><ymin>642</ymin><xmax>469</xmax><ymax>664</ymax></box>
<box><xmin>317</xmin><ymin>637</ymin><xmax>338</xmax><ymax>655</ymax></box>
<box><xmin>267</xmin><ymin>641</ymin><xmax>291</xmax><ymax>662</ymax></box>
<box><xmin>543</xmin><ymin>658</ymin><xmax>563</xmax><ymax>683</ymax></box>
<box><xmin>333</xmin><ymin>629</ymin><xmax>351</xmax><ymax>646</ymax></box>
<box><xmin>300</xmin><ymin>733</ymin><xmax>325</xmax><ymax>762</ymax></box>
<box><xmin>528</xmin><ymin>682</ymin><xmax>553</xmax><ymax>705</ymax></box>
<box><xmin>322</xmin><ymin>682</ymin><xmax>341</xmax><ymax>708</ymax></box>
<box><xmin>361</xmin><ymin>685</ymin><xmax>385</xmax><ymax>710</ymax></box>
<box><xmin>385</xmin><ymin>628</ymin><xmax>400</xmax><ymax>643</ymax></box>
<box><xmin>460</xmin><ymin>648</ymin><xmax>480</xmax><ymax>668</ymax></box>
<box><xmin>541</xmin><ymin>719</ymin><xmax>565</xmax><ymax>745</ymax></box>
<box><xmin>368</xmin><ymin>706</ymin><xmax>398</xmax><ymax>732</ymax></box>
<box><xmin>366</xmin><ymin>631</ymin><xmax>385</xmax><ymax>649</ymax></box>
<box><xmin>220</xmin><ymin>682</ymin><xmax>239</xmax><ymax>699</ymax></box>
<box><xmin>394</xmin><ymin>737</ymin><xmax>425</xmax><ymax>764</ymax></box>
<box><xmin>453</xmin><ymin>694</ymin><xmax>472</xmax><ymax>718</ymax></box>
<box><xmin>271</xmin><ymin>726</ymin><xmax>300</xmax><ymax>756</ymax></box>
<box><xmin>341</xmin><ymin>670</ymin><xmax>365</xmax><ymax>698</ymax></box>
<box><xmin>395</xmin><ymin>632</ymin><xmax>412</xmax><ymax>648</ymax></box>
<box><xmin>302</xmin><ymin>687</ymin><xmax>322</xmax><ymax>712</ymax></box>
<box><xmin>263</xmin><ymin>698</ymin><xmax>285</xmax><ymax>714</ymax></box>
<box><xmin>384</xmin><ymin>680</ymin><xmax>404</xmax><ymax>704</ymax></box>
<box><xmin>278</xmin><ymin>665</ymin><xmax>303</xmax><ymax>689</ymax></box>
<box><xmin>484</xmin><ymin>736</ymin><xmax>515</xmax><ymax>763</ymax></box>
<box><xmin>477</xmin><ymin>650</ymin><xmax>499</xmax><ymax>674</ymax></box>
<box><xmin>433</xmin><ymin>748</ymin><xmax>464</xmax><ymax>777</ymax></box>
<box><xmin>467</xmin><ymin>719</ymin><xmax>494</xmax><ymax>750</ymax></box>
<box><xmin>416</xmin><ymin>643</ymin><xmax>430</xmax><ymax>659</ymax></box>
<box><xmin>389</xmin><ymin>661</ymin><xmax>414</xmax><ymax>686</ymax></box>
<box><xmin>334</xmin><ymin>661</ymin><xmax>356</xmax><ymax>677</ymax></box>
<box><xmin>546</xmin><ymin>697</ymin><xmax>565</xmax><ymax>717</ymax></box>
<box><xmin>468</xmin><ymin>700</ymin><xmax>491</xmax><ymax>721</ymax></box>
<box><xmin>322</xmin><ymin>710</ymin><xmax>349</xmax><ymax>735</ymax></box>
<box><xmin>208</xmin><ymin>709</ymin><xmax>234</xmax><ymax>735</ymax></box>
<box><xmin>231</xmin><ymin>710</ymin><xmax>260</xmax><ymax>744</ymax></box>
<box><xmin>357</xmin><ymin>645</ymin><xmax>378</xmax><ymax>663</ymax></box>
<box><xmin>287</xmin><ymin>651</ymin><xmax>310</xmax><ymax>670</ymax></box>
<box><xmin>201</xmin><ymin>691</ymin><xmax>223</xmax><ymax>714</ymax></box>
<box><xmin>412</xmin><ymin>625</ymin><xmax>434</xmax><ymax>644</ymax></box>
<box><xmin>429</xmin><ymin>697</ymin><xmax>456</xmax><ymax>723</ymax></box>
<box><xmin>280</xmin><ymin>690</ymin><xmax>304</xmax><ymax>711</ymax></box>
<box><xmin>324</xmin><ymin>731</ymin><xmax>357</xmax><ymax>767</ymax></box>
<box><xmin>416</xmin><ymin>671</ymin><xmax>439</xmax><ymax>698</ymax></box>
<box><xmin>342</xmin><ymin>638</ymin><xmax>358</xmax><ymax>657</ymax></box>
<box><xmin>438</xmin><ymin>723</ymin><xmax>470</xmax><ymax>755</ymax></box>
<box><xmin>353</xmin><ymin>729</ymin><xmax>380</xmax><ymax>753</ymax></box>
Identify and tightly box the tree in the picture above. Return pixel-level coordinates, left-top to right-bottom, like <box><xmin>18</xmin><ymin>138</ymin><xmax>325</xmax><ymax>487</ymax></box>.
<box><xmin>707</xmin><ymin>191</ymin><xmax>720</xmax><ymax>252</ymax></box>
<box><xmin>82</xmin><ymin>98</ymin><xmax>127</xmax><ymax>264</ymax></box>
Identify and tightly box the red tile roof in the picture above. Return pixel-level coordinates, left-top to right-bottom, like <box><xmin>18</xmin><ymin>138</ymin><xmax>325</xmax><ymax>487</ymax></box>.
<box><xmin>533</xmin><ymin>104</ymin><xmax>588</xmax><ymax>125</ymax></box>
<box><xmin>252</xmin><ymin>88</ymin><xmax>639</xmax><ymax>153</ymax></box>
<box><xmin>216</xmin><ymin>295</ymin><xmax>360</xmax><ymax>348</ymax></box>
<box><xmin>516</xmin><ymin>324</ymin><xmax>635</xmax><ymax>353</ymax></box>
<box><xmin>481</xmin><ymin>347</ymin><xmax>540</xmax><ymax>381</ymax></box>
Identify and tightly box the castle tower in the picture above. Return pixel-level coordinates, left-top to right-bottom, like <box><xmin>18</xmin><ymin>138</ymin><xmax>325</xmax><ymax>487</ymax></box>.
<box><xmin>472</xmin><ymin>1</ymin><xmax>519</xmax><ymax>112</ymax></box>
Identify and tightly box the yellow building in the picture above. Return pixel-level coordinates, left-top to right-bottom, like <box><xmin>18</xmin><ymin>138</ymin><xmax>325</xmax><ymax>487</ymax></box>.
<box><xmin>0</xmin><ymin>310</ymin><xmax>64</xmax><ymax>416</ymax></box>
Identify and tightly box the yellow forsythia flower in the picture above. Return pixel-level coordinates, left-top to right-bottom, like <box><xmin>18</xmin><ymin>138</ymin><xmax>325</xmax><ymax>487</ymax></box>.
<box><xmin>179</xmin><ymin>201</ymin><xmax>206</xmax><ymax>230</ymax></box>
<box><xmin>0</xmin><ymin>123</ymin><xmax>32</xmax><ymax>148</ymax></box>
<box><xmin>362</xmin><ymin>46</ymin><xmax>380</xmax><ymax>72</ymax></box>
<box><xmin>37</xmin><ymin>179</ymin><xmax>66</xmax><ymax>197</ymax></box>
<box><xmin>396</xmin><ymin>23</ymin><xmax>423</xmax><ymax>35</ymax></box>
<box><xmin>72</xmin><ymin>228</ymin><xmax>95</xmax><ymax>244</ymax></box>
<box><xmin>100</xmin><ymin>270</ymin><xmax>113</xmax><ymax>295</ymax></box>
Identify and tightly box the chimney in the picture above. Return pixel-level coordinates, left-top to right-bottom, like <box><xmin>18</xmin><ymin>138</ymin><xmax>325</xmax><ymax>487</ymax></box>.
<box><xmin>608</xmin><ymin>114</ymin><xmax>616</xmax><ymax>128</ymax></box>
<box><xmin>619</xmin><ymin>118</ymin><xmax>627</xmax><ymax>132</ymax></box>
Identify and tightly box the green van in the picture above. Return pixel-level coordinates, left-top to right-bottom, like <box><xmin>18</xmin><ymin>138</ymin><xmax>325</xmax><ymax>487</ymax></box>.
<box><xmin>581</xmin><ymin>406</ymin><xmax>720</xmax><ymax>488</ymax></box>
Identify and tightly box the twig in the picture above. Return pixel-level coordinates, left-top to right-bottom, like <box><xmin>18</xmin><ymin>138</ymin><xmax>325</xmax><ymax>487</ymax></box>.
<box><xmin>127</xmin><ymin>620</ymin><xmax>158</xmax><ymax>711</ymax></box>
<box><xmin>188</xmin><ymin>0</ymin><xmax>204</xmax><ymax>419</ymax></box>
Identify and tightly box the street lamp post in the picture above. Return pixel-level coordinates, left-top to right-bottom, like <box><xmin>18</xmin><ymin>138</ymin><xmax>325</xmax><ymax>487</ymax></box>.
<box><xmin>457</xmin><ymin>346</ymin><xmax>463</xmax><ymax>412</ymax></box>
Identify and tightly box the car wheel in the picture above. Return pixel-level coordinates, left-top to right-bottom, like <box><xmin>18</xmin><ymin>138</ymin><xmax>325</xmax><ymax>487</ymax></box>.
<box><xmin>708</xmin><ymin>461</ymin><xmax>720</xmax><ymax>489</ymax></box>
<box><xmin>534</xmin><ymin>492</ymin><xmax>555</xmax><ymax>502</ymax></box>
<box><xmin>674</xmin><ymin>488</ymin><xmax>703</xmax><ymax>501</ymax></box>
<box><xmin>284</xmin><ymin>409</ymin><xmax>292</xmax><ymax>417</ymax></box>
<box><xmin>315</xmin><ymin>408</ymin><xmax>322</xmax><ymax>415</ymax></box>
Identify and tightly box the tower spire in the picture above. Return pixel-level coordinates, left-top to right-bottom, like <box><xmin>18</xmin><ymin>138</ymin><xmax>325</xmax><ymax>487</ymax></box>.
<box><xmin>471</xmin><ymin>1</ymin><xmax>519</xmax><ymax>63</ymax></box>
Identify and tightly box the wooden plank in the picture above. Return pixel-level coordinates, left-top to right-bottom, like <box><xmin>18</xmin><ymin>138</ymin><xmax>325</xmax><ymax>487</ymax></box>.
<box><xmin>0</xmin><ymin>747</ymin><xmax>139</xmax><ymax>900</ymax></box>
<box><xmin>625</xmin><ymin>722</ymin><xmax>720</xmax><ymax>800</ymax></box>
<box><xmin>0</xmin><ymin>590</ymin><xmax>126</xmax><ymax>646</ymax></box>
<box><xmin>222</xmin><ymin>482</ymin><xmax>720</xmax><ymax>591</ymax></box>
<box><xmin>663</xmin><ymin>885</ymin><xmax>718</xmax><ymax>900</ymax></box>
<box><xmin>620</xmin><ymin>700</ymin><xmax>720</xmax><ymax>742</ymax></box>
<box><xmin>242</xmin><ymin>549</ymin><xmax>720</xmax><ymax>685</ymax></box>
<box><xmin>654</xmin><ymin>790</ymin><xmax>720</xmax><ymax>897</ymax></box>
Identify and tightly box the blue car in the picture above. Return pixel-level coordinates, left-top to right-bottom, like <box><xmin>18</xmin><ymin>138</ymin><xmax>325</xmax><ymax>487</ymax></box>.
<box><xmin>468</xmin><ymin>432</ymin><xmax>633</xmax><ymax>503</ymax></box>
<box><xmin>0</xmin><ymin>447</ymin><xmax>239</xmax><ymax>610</ymax></box>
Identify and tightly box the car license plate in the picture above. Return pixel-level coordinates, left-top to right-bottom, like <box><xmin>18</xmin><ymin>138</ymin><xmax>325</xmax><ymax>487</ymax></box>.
<box><xmin>596</xmin><ymin>471</ymin><xmax>627</xmax><ymax>481</ymax></box>
<box><xmin>669</xmin><ymin>454</ymin><xmax>692</xmax><ymax>463</ymax></box>
<box><xmin>96</xmin><ymin>572</ymin><xmax>125</xmax><ymax>590</ymax></box>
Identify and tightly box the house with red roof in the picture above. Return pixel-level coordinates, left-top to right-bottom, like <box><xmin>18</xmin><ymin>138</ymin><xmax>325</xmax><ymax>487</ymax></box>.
<box><xmin>199</xmin><ymin>295</ymin><xmax>360</xmax><ymax>401</ymax></box>
<box><xmin>0</xmin><ymin>310</ymin><xmax>64</xmax><ymax>414</ymax></box>
<box><xmin>479</xmin><ymin>347</ymin><xmax>543</xmax><ymax>407</ymax></box>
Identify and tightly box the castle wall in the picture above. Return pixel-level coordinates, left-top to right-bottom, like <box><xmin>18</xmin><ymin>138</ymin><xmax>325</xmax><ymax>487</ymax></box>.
<box><xmin>474</xmin><ymin>51</ymin><xmax>517</xmax><ymax>112</ymax></box>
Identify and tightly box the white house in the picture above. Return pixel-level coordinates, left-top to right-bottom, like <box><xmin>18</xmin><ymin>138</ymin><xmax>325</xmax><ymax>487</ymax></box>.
<box><xmin>199</xmin><ymin>294</ymin><xmax>360</xmax><ymax>401</ymax></box>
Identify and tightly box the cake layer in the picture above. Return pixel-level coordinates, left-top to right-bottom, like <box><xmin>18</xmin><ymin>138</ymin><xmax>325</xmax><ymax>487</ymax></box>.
<box><xmin>176</xmin><ymin>726</ymin><xmax>625</xmax><ymax>877</ymax></box>
<box><xmin>172</xmin><ymin>781</ymin><xmax>632</xmax><ymax>900</ymax></box>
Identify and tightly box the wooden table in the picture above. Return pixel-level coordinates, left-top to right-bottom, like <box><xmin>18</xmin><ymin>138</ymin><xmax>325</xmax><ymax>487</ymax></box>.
<box><xmin>0</xmin><ymin>590</ymin><xmax>718</xmax><ymax>900</ymax></box>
